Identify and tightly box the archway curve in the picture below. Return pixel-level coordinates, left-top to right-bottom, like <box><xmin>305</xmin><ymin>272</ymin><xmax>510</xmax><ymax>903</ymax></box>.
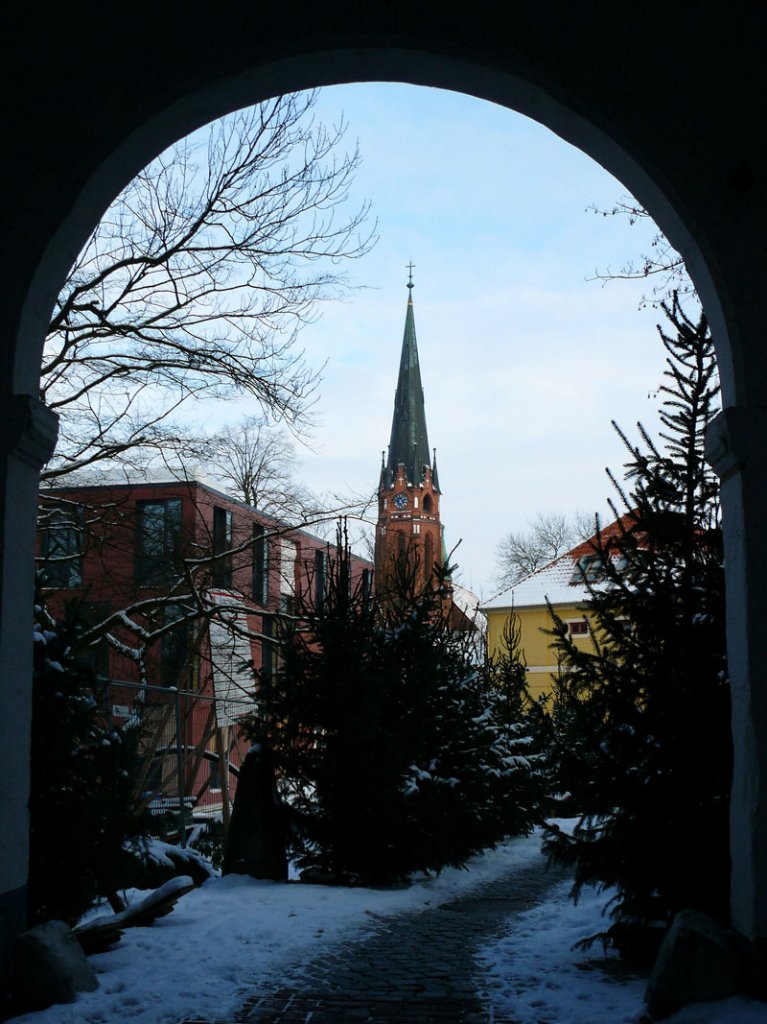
<box><xmin>16</xmin><ymin>47</ymin><xmax>735</xmax><ymax>405</ymax></box>
<box><xmin>2</xmin><ymin>9</ymin><xmax>767</xmax><ymax>988</ymax></box>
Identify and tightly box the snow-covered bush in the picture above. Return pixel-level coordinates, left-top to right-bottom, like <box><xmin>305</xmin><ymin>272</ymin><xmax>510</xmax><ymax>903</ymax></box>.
<box><xmin>28</xmin><ymin>589</ymin><xmax>152</xmax><ymax>925</ymax></box>
<box><xmin>542</xmin><ymin>296</ymin><xmax>730</xmax><ymax>959</ymax></box>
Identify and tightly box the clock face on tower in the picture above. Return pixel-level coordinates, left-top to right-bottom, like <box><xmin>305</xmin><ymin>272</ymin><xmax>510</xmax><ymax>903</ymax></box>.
<box><xmin>393</xmin><ymin>493</ymin><xmax>408</xmax><ymax>510</ymax></box>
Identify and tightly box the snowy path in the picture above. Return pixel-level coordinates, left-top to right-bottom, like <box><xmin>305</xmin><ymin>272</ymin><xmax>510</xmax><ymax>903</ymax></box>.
<box><xmin>13</xmin><ymin>831</ymin><xmax>767</xmax><ymax>1024</ymax></box>
<box><xmin>233</xmin><ymin>857</ymin><xmax>567</xmax><ymax>1022</ymax></box>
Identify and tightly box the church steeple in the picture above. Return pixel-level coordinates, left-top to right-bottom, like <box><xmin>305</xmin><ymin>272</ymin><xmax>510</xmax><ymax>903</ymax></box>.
<box><xmin>386</xmin><ymin>269</ymin><xmax>433</xmax><ymax>485</ymax></box>
<box><xmin>376</xmin><ymin>269</ymin><xmax>444</xmax><ymax>594</ymax></box>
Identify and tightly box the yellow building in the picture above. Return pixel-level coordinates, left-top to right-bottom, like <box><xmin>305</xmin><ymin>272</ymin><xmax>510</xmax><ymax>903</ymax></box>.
<box><xmin>481</xmin><ymin>532</ymin><xmax>616</xmax><ymax>701</ymax></box>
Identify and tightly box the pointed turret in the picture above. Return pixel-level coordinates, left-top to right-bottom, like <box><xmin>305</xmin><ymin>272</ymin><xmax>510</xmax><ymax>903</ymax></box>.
<box><xmin>386</xmin><ymin>276</ymin><xmax>432</xmax><ymax>485</ymax></box>
<box><xmin>431</xmin><ymin>448</ymin><xmax>441</xmax><ymax>494</ymax></box>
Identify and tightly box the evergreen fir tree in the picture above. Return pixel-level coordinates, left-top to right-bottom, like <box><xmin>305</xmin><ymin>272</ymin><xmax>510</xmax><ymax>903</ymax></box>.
<box><xmin>252</xmin><ymin>525</ymin><xmax>543</xmax><ymax>884</ymax></box>
<box><xmin>543</xmin><ymin>295</ymin><xmax>730</xmax><ymax>956</ymax></box>
<box><xmin>28</xmin><ymin>589</ymin><xmax>151</xmax><ymax>925</ymax></box>
<box><xmin>483</xmin><ymin>613</ymin><xmax>551</xmax><ymax>816</ymax></box>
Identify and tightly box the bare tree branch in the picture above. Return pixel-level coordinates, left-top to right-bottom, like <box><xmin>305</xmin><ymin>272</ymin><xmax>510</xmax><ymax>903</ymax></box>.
<box><xmin>494</xmin><ymin>511</ymin><xmax>592</xmax><ymax>591</ymax></box>
<box><xmin>585</xmin><ymin>197</ymin><xmax>692</xmax><ymax>308</ymax></box>
<box><xmin>202</xmin><ymin>415</ymin><xmax>316</xmax><ymax>517</ymax></box>
<box><xmin>42</xmin><ymin>90</ymin><xmax>376</xmax><ymax>482</ymax></box>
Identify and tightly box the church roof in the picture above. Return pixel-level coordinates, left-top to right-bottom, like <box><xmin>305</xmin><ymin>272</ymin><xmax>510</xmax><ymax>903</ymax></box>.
<box><xmin>386</xmin><ymin>279</ymin><xmax>433</xmax><ymax>485</ymax></box>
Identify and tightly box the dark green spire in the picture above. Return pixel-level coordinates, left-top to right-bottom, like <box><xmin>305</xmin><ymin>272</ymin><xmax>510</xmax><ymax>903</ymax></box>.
<box><xmin>387</xmin><ymin>274</ymin><xmax>432</xmax><ymax>484</ymax></box>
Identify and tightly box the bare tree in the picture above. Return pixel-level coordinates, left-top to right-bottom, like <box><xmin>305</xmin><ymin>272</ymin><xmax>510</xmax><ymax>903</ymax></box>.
<box><xmin>203</xmin><ymin>415</ymin><xmax>314</xmax><ymax>517</ymax></box>
<box><xmin>494</xmin><ymin>511</ymin><xmax>592</xmax><ymax>591</ymax></box>
<box><xmin>586</xmin><ymin>197</ymin><xmax>691</xmax><ymax>307</ymax></box>
<box><xmin>42</xmin><ymin>90</ymin><xmax>375</xmax><ymax>482</ymax></box>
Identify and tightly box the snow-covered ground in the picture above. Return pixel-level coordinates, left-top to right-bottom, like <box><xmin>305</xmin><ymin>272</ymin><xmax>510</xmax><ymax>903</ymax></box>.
<box><xmin>12</xmin><ymin>832</ymin><xmax>767</xmax><ymax>1024</ymax></box>
<box><xmin>479</xmin><ymin>880</ymin><xmax>767</xmax><ymax>1023</ymax></box>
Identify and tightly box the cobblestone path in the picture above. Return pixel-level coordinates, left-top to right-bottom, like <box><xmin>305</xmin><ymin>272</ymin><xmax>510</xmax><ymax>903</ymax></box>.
<box><xmin>184</xmin><ymin>855</ymin><xmax>567</xmax><ymax>1024</ymax></box>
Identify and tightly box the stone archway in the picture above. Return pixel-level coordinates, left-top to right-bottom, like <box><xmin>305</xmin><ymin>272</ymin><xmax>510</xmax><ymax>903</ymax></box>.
<box><xmin>3</xmin><ymin>2</ymin><xmax>766</xmax><ymax>989</ymax></box>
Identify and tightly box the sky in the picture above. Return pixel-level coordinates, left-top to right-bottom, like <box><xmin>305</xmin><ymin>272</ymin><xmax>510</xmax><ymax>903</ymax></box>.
<box><xmin>196</xmin><ymin>82</ymin><xmax>677</xmax><ymax>598</ymax></box>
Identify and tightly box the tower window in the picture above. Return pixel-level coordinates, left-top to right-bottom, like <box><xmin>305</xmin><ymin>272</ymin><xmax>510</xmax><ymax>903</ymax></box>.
<box><xmin>423</xmin><ymin>494</ymin><xmax>433</xmax><ymax>513</ymax></box>
<box><xmin>424</xmin><ymin>533</ymin><xmax>434</xmax><ymax>576</ymax></box>
<box><xmin>413</xmin><ymin>523</ymin><xmax>421</xmax><ymax>535</ymax></box>
<box><xmin>413</xmin><ymin>496</ymin><xmax>419</xmax><ymax>509</ymax></box>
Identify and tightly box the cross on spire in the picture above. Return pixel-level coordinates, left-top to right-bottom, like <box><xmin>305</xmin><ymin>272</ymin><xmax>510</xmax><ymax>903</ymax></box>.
<box><xmin>406</xmin><ymin>261</ymin><xmax>415</xmax><ymax>291</ymax></box>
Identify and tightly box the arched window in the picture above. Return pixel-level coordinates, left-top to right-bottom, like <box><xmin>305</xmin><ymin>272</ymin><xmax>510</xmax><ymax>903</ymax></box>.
<box><xmin>423</xmin><ymin>494</ymin><xmax>432</xmax><ymax>513</ymax></box>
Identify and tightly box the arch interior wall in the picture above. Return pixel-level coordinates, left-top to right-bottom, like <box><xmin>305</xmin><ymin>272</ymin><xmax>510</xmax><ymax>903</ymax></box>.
<box><xmin>2</xmin><ymin>0</ymin><xmax>766</xmax><ymax>995</ymax></box>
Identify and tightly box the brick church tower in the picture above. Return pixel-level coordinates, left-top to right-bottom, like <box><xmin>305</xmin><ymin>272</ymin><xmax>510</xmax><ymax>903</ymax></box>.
<box><xmin>375</xmin><ymin>270</ymin><xmax>444</xmax><ymax>595</ymax></box>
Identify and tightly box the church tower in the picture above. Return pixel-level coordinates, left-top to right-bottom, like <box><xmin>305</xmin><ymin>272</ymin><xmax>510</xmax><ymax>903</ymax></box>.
<box><xmin>375</xmin><ymin>269</ymin><xmax>443</xmax><ymax>595</ymax></box>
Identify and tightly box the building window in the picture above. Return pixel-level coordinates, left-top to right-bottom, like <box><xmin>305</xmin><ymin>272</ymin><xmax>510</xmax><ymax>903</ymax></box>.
<box><xmin>413</xmin><ymin>496</ymin><xmax>419</xmax><ymax>509</ymax></box>
<box><xmin>345</xmin><ymin>558</ymin><xmax>353</xmax><ymax>597</ymax></box>
<box><xmin>212</xmin><ymin>507</ymin><xmax>233</xmax><ymax>588</ymax></box>
<box><xmin>423</xmin><ymin>494</ymin><xmax>432</xmax><ymax>513</ymax></box>
<box><xmin>413</xmin><ymin>523</ymin><xmax>421</xmax><ymax>535</ymax></box>
<box><xmin>280</xmin><ymin>539</ymin><xmax>297</xmax><ymax>614</ymax></box>
<box><xmin>315</xmin><ymin>549</ymin><xmax>327</xmax><ymax>609</ymax></box>
<box><xmin>361</xmin><ymin>568</ymin><xmax>373</xmax><ymax>606</ymax></box>
<box><xmin>80</xmin><ymin>601</ymin><xmax>111</xmax><ymax>678</ymax></box>
<box><xmin>161</xmin><ymin>603</ymin><xmax>189</xmax><ymax>687</ymax></box>
<box><xmin>208</xmin><ymin>755</ymin><xmax>222</xmax><ymax>792</ymax></box>
<box><xmin>567</xmin><ymin>619</ymin><xmax>589</xmax><ymax>637</ymax></box>
<box><xmin>252</xmin><ymin>523</ymin><xmax>269</xmax><ymax>605</ymax></box>
<box><xmin>40</xmin><ymin>504</ymin><xmax>84</xmax><ymax>588</ymax></box>
<box><xmin>143</xmin><ymin>756</ymin><xmax>164</xmax><ymax>797</ymax></box>
<box><xmin>261</xmin><ymin>612</ymin><xmax>274</xmax><ymax>683</ymax></box>
<box><xmin>571</xmin><ymin>555</ymin><xmax>603</xmax><ymax>584</ymax></box>
<box><xmin>136</xmin><ymin>499</ymin><xmax>182</xmax><ymax>586</ymax></box>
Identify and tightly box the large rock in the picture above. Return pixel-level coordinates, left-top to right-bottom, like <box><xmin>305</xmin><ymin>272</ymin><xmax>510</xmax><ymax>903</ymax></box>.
<box><xmin>222</xmin><ymin>743</ymin><xmax>287</xmax><ymax>880</ymax></box>
<box><xmin>14</xmin><ymin>920</ymin><xmax>98</xmax><ymax>1011</ymax></box>
<box><xmin>645</xmin><ymin>909</ymin><xmax>745</xmax><ymax>1018</ymax></box>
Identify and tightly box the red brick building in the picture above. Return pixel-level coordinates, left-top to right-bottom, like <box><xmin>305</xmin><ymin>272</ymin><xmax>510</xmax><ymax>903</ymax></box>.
<box><xmin>37</xmin><ymin>476</ymin><xmax>372</xmax><ymax>825</ymax></box>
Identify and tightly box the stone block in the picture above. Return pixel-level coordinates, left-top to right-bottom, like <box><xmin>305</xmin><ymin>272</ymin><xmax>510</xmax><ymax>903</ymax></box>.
<box><xmin>14</xmin><ymin>919</ymin><xmax>98</xmax><ymax>1011</ymax></box>
<box><xmin>645</xmin><ymin>909</ymin><xmax>744</xmax><ymax>1018</ymax></box>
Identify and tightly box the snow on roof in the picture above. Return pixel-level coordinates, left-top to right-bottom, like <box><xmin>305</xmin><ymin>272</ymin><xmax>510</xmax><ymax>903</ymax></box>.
<box><xmin>481</xmin><ymin>517</ymin><xmax>632</xmax><ymax>612</ymax></box>
<box><xmin>481</xmin><ymin>555</ymin><xmax>591</xmax><ymax>611</ymax></box>
<box><xmin>56</xmin><ymin>464</ymin><xmax>226</xmax><ymax>491</ymax></box>
<box><xmin>451</xmin><ymin>582</ymin><xmax>486</xmax><ymax>628</ymax></box>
